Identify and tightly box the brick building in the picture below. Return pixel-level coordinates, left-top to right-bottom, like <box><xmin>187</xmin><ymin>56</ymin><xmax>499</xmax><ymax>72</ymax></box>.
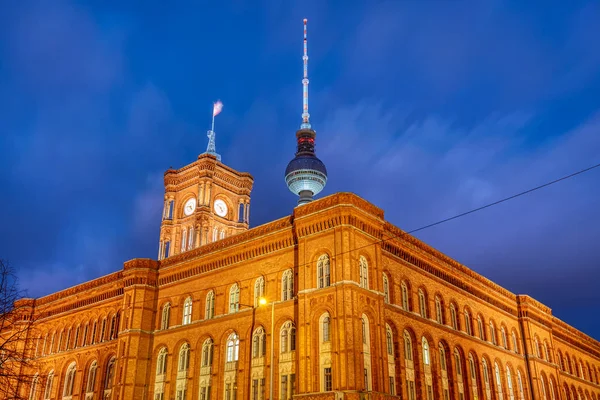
<box><xmin>10</xmin><ymin>152</ymin><xmax>600</xmax><ymax>400</ymax></box>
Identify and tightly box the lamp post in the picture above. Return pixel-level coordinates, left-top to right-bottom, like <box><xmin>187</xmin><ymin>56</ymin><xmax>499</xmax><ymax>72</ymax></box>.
<box><xmin>258</xmin><ymin>297</ymin><xmax>275</xmax><ymax>400</ymax></box>
<box><xmin>239</xmin><ymin>302</ymin><xmax>257</xmax><ymax>400</ymax></box>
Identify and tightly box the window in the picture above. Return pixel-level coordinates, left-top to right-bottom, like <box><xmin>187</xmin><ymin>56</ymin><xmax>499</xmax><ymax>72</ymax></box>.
<box><xmin>86</xmin><ymin>361</ymin><xmax>97</xmax><ymax>394</ymax></box>
<box><xmin>359</xmin><ymin>256</ymin><xmax>369</xmax><ymax>289</ymax></box>
<box><xmin>164</xmin><ymin>241</ymin><xmax>171</xmax><ymax>258</ymax></box>
<box><xmin>181</xmin><ymin>228</ymin><xmax>187</xmax><ymax>252</ymax></box>
<box><xmin>401</xmin><ymin>282</ymin><xmax>409</xmax><ymax>311</ymax></box>
<box><xmin>324</xmin><ymin>367</ymin><xmax>332</xmax><ymax>391</ymax></box>
<box><xmin>389</xmin><ymin>376</ymin><xmax>395</xmax><ymax>395</ymax></box>
<box><xmin>178</xmin><ymin>343</ymin><xmax>190</xmax><ymax>372</ymax></box>
<box><xmin>422</xmin><ymin>337</ymin><xmax>430</xmax><ymax>365</ymax></box>
<box><xmin>501</xmin><ymin>327</ymin><xmax>508</xmax><ymax>349</ymax></box>
<box><xmin>450</xmin><ymin>304</ymin><xmax>458</xmax><ymax>330</ymax></box>
<box><xmin>30</xmin><ymin>374</ymin><xmax>39</xmax><ymax>400</ymax></box>
<box><xmin>281</xmin><ymin>321</ymin><xmax>296</xmax><ymax>353</ymax></box>
<box><xmin>252</xmin><ymin>327</ymin><xmax>266</xmax><ymax>358</ymax></box>
<box><xmin>534</xmin><ymin>337</ymin><xmax>541</xmax><ymax>358</ymax></box>
<box><xmin>507</xmin><ymin>366</ymin><xmax>515</xmax><ymax>400</ymax></box>
<box><xmin>201</xmin><ymin>338</ymin><xmax>214</xmax><ymax>367</ymax></box>
<box><xmin>495</xmin><ymin>362</ymin><xmax>504</xmax><ymax>400</ymax></box>
<box><xmin>490</xmin><ymin>321</ymin><xmax>497</xmax><ymax>345</ymax></box>
<box><xmin>439</xmin><ymin>345</ymin><xmax>447</xmax><ymax>371</ymax></box>
<box><xmin>418</xmin><ymin>289</ymin><xmax>427</xmax><ymax>318</ymax></box>
<box><xmin>205</xmin><ymin>291</ymin><xmax>215</xmax><ymax>319</ymax></box>
<box><xmin>44</xmin><ymin>371</ymin><xmax>54</xmax><ymax>400</ymax></box>
<box><xmin>435</xmin><ymin>296</ymin><xmax>443</xmax><ymax>324</ymax></box>
<box><xmin>317</xmin><ymin>254</ymin><xmax>331</xmax><ymax>288</ymax></box>
<box><xmin>182</xmin><ymin>297</ymin><xmax>192</xmax><ymax>325</ymax></box>
<box><xmin>455</xmin><ymin>349</ymin><xmax>462</xmax><ymax>376</ymax></box>
<box><xmin>104</xmin><ymin>357</ymin><xmax>116</xmax><ymax>394</ymax></box>
<box><xmin>156</xmin><ymin>348</ymin><xmax>168</xmax><ymax>375</ymax></box>
<box><xmin>188</xmin><ymin>227</ymin><xmax>194</xmax><ymax>250</ymax></box>
<box><xmin>543</xmin><ymin>341</ymin><xmax>550</xmax><ymax>362</ymax></box>
<box><xmin>226</xmin><ymin>333</ymin><xmax>239</xmax><ymax>362</ymax></box>
<box><xmin>212</xmin><ymin>227</ymin><xmax>218</xmax><ymax>242</ymax></box>
<box><xmin>483</xmin><ymin>359</ymin><xmax>492</xmax><ymax>400</ymax></box>
<box><xmin>464</xmin><ymin>311</ymin><xmax>472</xmax><ymax>335</ymax></box>
<box><xmin>282</xmin><ymin>269</ymin><xmax>293</xmax><ymax>301</ymax></box>
<box><xmin>254</xmin><ymin>277</ymin><xmax>265</xmax><ymax>307</ymax></box>
<box><xmin>322</xmin><ymin>316</ymin><xmax>331</xmax><ymax>342</ymax></box>
<box><xmin>478</xmin><ymin>316</ymin><xmax>485</xmax><ymax>340</ymax></box>
<box><xmin>168</xmin><ymin>200</ymin><xmax>174</xmax><ymax>220</ymax></box>
<box><xmin>229</xmin><ymin>284</ymin><xmax>240</xmax><ymax>313</ymax></box>
<box><xmin>517</xmin><ymin>370</ymin><xmax>525</xmax><ymax>400</ymax></box>
<box><xmin>62</xmin><ymin>362</ymin><xmax>76</xmax><ymax>398</ymax></box>
<box><xmin>512</xmin><ymin>331</ymin><xmax>519</xmax><ymax>354</ymax></box>
<box><xmin>386</xmin><ymin>326</ymin><xmax>394</xmax><ymax>355</ymax></box>
<box><xmin>383</xmin><ymin>274</ymin><xmax>390</xmax><ymax>303</ymax></box>
<box><xmin>403</xmin><ymin>331</ymin><xmax>412</xmax><ymax>361</ymax></box>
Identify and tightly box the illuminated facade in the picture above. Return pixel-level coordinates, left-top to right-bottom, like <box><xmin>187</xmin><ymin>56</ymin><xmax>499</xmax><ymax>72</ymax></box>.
<box><xmin>10</xmin><ymin>152</ymin><xmax>600</xmax><ymax>400</ymax></box>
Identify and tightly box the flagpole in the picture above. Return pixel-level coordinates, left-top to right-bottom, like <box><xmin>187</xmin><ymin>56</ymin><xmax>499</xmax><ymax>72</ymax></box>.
<box><xmin>211</xmin><ymin>106</ymin><xmax>215</xmax><ymax>132</ymax></box>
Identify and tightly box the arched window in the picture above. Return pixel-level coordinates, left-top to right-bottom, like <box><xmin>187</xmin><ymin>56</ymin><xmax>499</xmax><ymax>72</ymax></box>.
<box><xmin>438</xmin><ymin>344</ymin><xmax>449</xmax><ymax>400</ymax></box>
<box><xmin>62</xmin><ymin>362</ymin><xmax>77</xmax><ymax>398</ymax></box>
<box><xmin>254</xmin><ymin>277</ymin><xmax>265</xmax><ymax>307</ymax></box>
<box><xmin>439</xmin><ymin>345</ymin><xmax>447</xmax><ymax>371</ymax></box>
<box><xmin>386</xmin><ymin>326</ymin><xmax>394</xmax><ymax>355</ymax></box>
<box><xmin>178</xmin><ymin>343</ymin><xmax>190</xmax><ymax>372</ymax></box>
<box><xmin>201</xmin><ymin>338</ymin><xmax>214</xmax><ymax>367</ymax></box>
<box><xmin>156</xmin><ymin>348</ymin><xmax>168</xmax><ymax>376</ymax></box>
<box><xmin>181</xmin><ymin>228</ymin><xmax>187</xmax><ymax>252</ymax></box>
<box><xmin>229</xmin><ymin>284</ymin><xmax>240</xmax><ymax>313</ymax></box>
<box><xmin>322</xmin><ymin>315</ymin><xmax>331</xmax><ymax>342</ymax></box>
<box><xmin>534</xmin><ymin>336</ymin><xmax>541</xmax><ymax>358</ymax></box>
<box><xmin>280</xmin><ymin>321</ymin><xmax>296</xmax><ymax>353</ymax></box>
<box><xmin>359</xmin><ymin>256</ymin><xmax>369</xmax><ymax>289</ymax></box>
<box><xmin>543</xmin><ymin>341</ymin><xmax>550</xmax><ymax>362</ymax></box>
<box><xmin>85</xmin><ymin>361</ymin><xmax>98</xmax><ymax>396</ymax></box>
<box><xmin>501</xmin><ymin>327</ymin><xmax>508</xmax><ymax>349</ymax></box>
<box><xmin>495</xmin><ymin>362</ymin><xmax>504</xmax><ymax>400</ymax></box>
<box><xmin>182</xmin><ymin>297</ymin><xmax>192</xmax><ymax>325</ymax></box>
<box><xmin>317</xmin><ymin>254</ymin><xmax>331</xmax><ymax>288</ymax></box>
<box><xmin>226</xmin><ymin>333</ymin><xmax>240</xmax><ymax>362</ymax></box>
<box><xmin>422</xmin><ymin>337</ymin><xmax>430</xmax><ymax>365</ymax></box>
<box><xmin>478</xmin><ymin>316</ymin><xmax>485</xmax><ymax>340</ymax></box>
<box><xmin>282</xmin><ymin>269</ymin><xmax>294</xmax><ymax>301</ymax></box>
<box><xmin>512</xmin><ymin>331</ymin><xmax>519</xmax><ymax>354</ymax></box>
<box><xmin>403</xmin><ymin>332</ymin><xmax>413</xmax><ymax>361</ymax></box>
<box><xmin>383</xmin><ymin>274</ymin><xmax>390</xmax><ymax>303</ymax></box>
<box><xmin>482</xmin><ymin>359</ymin><xmax>492</xmax><ymax>400</ymax></box>
<box><xmin>540</xmin><ymin>375</ymin><xmax>547</xmax><ymax>400</ymax></box>
<box><xmin>401</xmin><ymin>282</ymin><xmax>409</xmax><ymax>311</ymax></box>
<box><xmin>469</xmin><ymin>354</ymin><xmax>479</xmax><ymax>400</ymax></box>
<box><xmin>418</xmin><ymin>289</ymin><xmax>427</xmax><ymax>318</ymax></box>
<box><xmin>454</xmin><ymin>349</ymin><xmax>463</xmax><ymax>376</ymax></box>
<box><xmin>30</xmin><ymin>373</ymin><xmax>39</xmax><ymax>400</ymax></box>
<box><xmin>212</xmin><ymin>227</ymin><xmax>218</xmax><ymax>242</ymax></box>
<box><xmin>219</xmin><ymin>229</ymin><xmax>225</xmax><ymax>240</ymax></box>
<box><xmin>104</xmin><ymin>357</ymin><xmax>116</xmax><ymax>395</ymax></box>
<box><xmin>205</xmin><ymin>291</ymin><xmax>215</xmax><ymax>319</ymax></box>
<box><xmin>253</xmin><ymin>327</ymin><xmax>266</xmax><ymax>358</ymax></box>
<box><xmin>489</xmin><ymin>321</ymin><xmax>497</xmax><ymax>345</ymax></box>
<box><xmin>450</xmin><ymin>304</ymin><xmax>458</xmax><ymax>330</ymax></box>
<box><xmin>43</xmin><ymin>370</ymin><xmax>54</xmax><ymax>400</ymax></box>
<box><xmin>464</xmin><ymin>310</ymin><xmax>472</xmax><ymax>335</ymax></box>
<box><xmin>435</xmin><ymin>296</ymin><xmax>443</xmax><ymax>324</ymax></box>
<box><xmin>507</xmin><ymin>366</ymin><xmax>515</xmax><ymax>400</ymax></box>
<box><xmin>188</xmin><ymin>226</ymin><xmax>194</xmax><ymax>250</ymax></box>
<box><xmin>549</xmin><ymin>378</ymin><xmax>556</xmax><ymax>400</ymax></box>
<box><xmin>517</xmin><ymin>370</ymin><xmax>525</xmax><ymax>400</ymax></box>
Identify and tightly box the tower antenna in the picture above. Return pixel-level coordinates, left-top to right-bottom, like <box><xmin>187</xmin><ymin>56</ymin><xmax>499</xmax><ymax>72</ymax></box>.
<box><xmin>301</xmin><ymin>18</ymin><xmax>310</xmax><ymax>129</ymax></box>
<box><xmin>204</xmin><ymin>100</ymin><xmax>223</xmax><ymax>162</ymax></box>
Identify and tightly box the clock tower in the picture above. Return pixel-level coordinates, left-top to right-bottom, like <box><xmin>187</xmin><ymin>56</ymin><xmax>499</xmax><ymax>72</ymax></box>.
<box><xmin>157</xmin><ymin>153</ymin><xmax>253</xmax><ymax>260</ymax></box>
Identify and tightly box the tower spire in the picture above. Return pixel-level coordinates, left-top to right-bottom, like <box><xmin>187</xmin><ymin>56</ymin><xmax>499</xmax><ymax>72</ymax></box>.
<box><xmin>285</xmin><ymin>19</ymin><xmax>327</xmax><ymax>205</ymax></box>
<box><xmin>301</xmin><ymin>18</ymin><xmax>311</xmax><ymax>129</ymax></box>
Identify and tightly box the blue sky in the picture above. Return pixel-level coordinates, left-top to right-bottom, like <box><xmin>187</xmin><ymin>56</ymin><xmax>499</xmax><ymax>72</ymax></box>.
<box><xmin>1</xmin><ymin>1</ymin><xmax>599</xmax><ymax>338</ymax></box>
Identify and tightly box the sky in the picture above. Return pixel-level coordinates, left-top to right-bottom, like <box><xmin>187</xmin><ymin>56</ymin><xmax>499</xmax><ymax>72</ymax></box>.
<box><xmin>1</xmin><ymin>0</ymin><xmax>599</xmax><ymax>339</ymax></box>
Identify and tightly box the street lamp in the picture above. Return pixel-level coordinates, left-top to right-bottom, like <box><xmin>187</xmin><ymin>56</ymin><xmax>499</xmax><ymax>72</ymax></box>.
<box><xmin>258</xmin><ymin>297</ymin><xmax>275</xmax><ymax>400</ymax></box>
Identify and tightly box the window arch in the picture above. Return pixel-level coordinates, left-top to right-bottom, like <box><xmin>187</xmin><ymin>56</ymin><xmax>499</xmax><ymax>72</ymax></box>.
<box><xmin>386</xmin><ymin>325</ymin><xmax>394</xmax><ymax>355</ymax></box>
<box><xmin>43</xmin><ymin>370</ymin><xmax>54</xmax><ymax>400</ymax></box>
<box><xmin>252</xmin><ymin>327</ymin><xmax>266</xmax><ymax>358</ymax></box>
<box><xmin>540</xmin><ymin>374</ymin><xmax>548</xmax><ymax>400</ymax></box>
<box><xmin>512</xmin><ymin>330</ymin><xmax>519</xmax><ymax>354</ymax></box>
<box><xmin>439</xmin><ymin>344</ymin><xmax>447</xmax><ymax>371</ymax></box>
<box><xmin>201</xmin><ymin>338</ymin><xmax>214</xmax><ymax>367</ymax></box>
<box><xmin>205</xmin><ymin>291</ymin><xmax>215</xmax><ymax>319</ymax></box>
<box><xmin>104</xmin><ymin>357</ymin><xmax>116</xmax><ymax>396</ymax></box>
<box><xmin>321</xmin><ymin>314</ymin><xmax>331</xmax><ymax>343</ymax></box>
<box><xmin>478</xmin><ymin>316</ymin><xmax>486</xmax><ymax>340</ymax></box>
<box><xmin>422</xmin><ymin>337</ymin><xmax>430</xmax><ymax>365</ymax></box>
<box><xmin>62</xmin><ymin>362</ymin><xmax>77</xmax><ymax>399</ymax></box>
<box><xmin>282</xmin><ymin>269</ymin><xmax>293</xmax><ymax>301</ymax></box>
<box><xmin>178</xmin><ymin>343</ymin><xmax>190</xmax><ymax>372</ymax></box>
<box><xmin>359</xmin><ymin>256</ymin><xmax>369</xmax><ymax>289</ymax></box>
<box><xmin>418</xmin><ymin>289</ymin><xmax>427</xmax><ymax>318</ymax></box>
<box><xmin>489</xmin><ymin>321</ymin><xmax>497</xmax><ymax>345</ymax></box>
<box><xmin>501</xmin><ymin>326</ymin><xmax>508</xmax><ymax>349</ymax></box>
<box><xmin>403</xmin><ymin>331</ymin><xmax>413</xmax><ymax>361</ymax></box>
<box><xmin>495</xmin><ymin>362</ymin><xmax>504</xmax><ymax>400</ymax></box>
<box><xmin>182</xmin><ymin>297</ymin><xmax>192</xmax><ymax>325</ymax></box>
<box><xmin>229</xmin><ymin>284</ymin><xmax>240</xmax><ymax>313</ymax></box>
<box><xmin>435</xmin><ymin>296</ymin><xmax>443</xmax><ymax>324</ymax></box>
<box><xmin>226</xmin><ymin>333</ymin><xmax>239</xmax><ymax>362</ymax></box>
<box><xmin>450</xmin><ymin>304</ymin><xmax>458</xmax><ymax>330</ymax></box>
<box><xmin>383</xmin><ymin>273</ymin><xmax>390</xmax><ymax>303</ymax></box>
<box><xmin>156</xmin><ymin>348</ymin><xmax>168</xmax><ymax>375</ymax></box>
<box><xmin>317</xmin><ymin>254</ymin><xmax>331</xmax><ymax>288</ymax></box>
<box><xmin>254</xmin><ymin>277</ymin><xmax>265</xmax><ymax>307</ymax></box>
<box><xmin>543</xmin><ymin>341</ymin><xmax>551</xmax><ymax>362</ymax></box>
<box><xmin>401</xmin><ymin>281</ymin><xmax>409</xmax><ymax>311</ymax></box>
<box><xmin>464</xmin><ymin>310</ymin><xmax>472</xmax><ymax>335</ymax></box>
<box><xmin>534</xmin><ymin>336</ymin><xmax>541</xmax><ymax>358</ymax></box>
<box><xmin>85</xmin><ymin>361</ymin><xmax>98</xmax><ymax>396</ymax></box>
<box><xmin>280</xmin><ymin>321</ymin><xmax>296</xmax><ymax>353</ymax></box>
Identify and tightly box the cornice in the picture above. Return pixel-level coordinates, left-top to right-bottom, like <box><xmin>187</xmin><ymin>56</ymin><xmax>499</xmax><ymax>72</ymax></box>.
<box><xmin>552</xmin><ymin>316</ymin><xmax>600</xmax><ymax>357</ymax></box>
<box><xmin>35</xmin><ymin>271</ymin><xmax>123</xmax><ymax>307</ymax></box>
<box><xmin>294</xmin><ymin>192</ymin><xmax>384</xmax><ymax>220</ymax></box>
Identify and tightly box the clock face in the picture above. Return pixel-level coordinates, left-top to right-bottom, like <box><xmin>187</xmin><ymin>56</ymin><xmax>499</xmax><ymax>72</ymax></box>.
<box><xmin>183</xmin><ymin>198</ymin><xmax>197</xmax><ymax>216</ymax></box>
<box><xmin>213</xmin><ymin>199</ymin><xmax>228</xmax><ymax>217</ymax></box>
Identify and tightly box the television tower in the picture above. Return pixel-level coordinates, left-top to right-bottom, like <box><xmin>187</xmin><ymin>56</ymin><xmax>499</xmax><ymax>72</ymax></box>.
<box><xmin>285</xmin><ymin>19</ymin><xmax>328</xmax><ymax>205</ymax></box>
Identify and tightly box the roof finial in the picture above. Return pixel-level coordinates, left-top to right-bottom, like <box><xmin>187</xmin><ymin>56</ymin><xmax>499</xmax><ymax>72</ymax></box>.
<box><xmin>301</xmin><ymin>18</ymin><xmax>311</xmax><ymax>129</ymax></box>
